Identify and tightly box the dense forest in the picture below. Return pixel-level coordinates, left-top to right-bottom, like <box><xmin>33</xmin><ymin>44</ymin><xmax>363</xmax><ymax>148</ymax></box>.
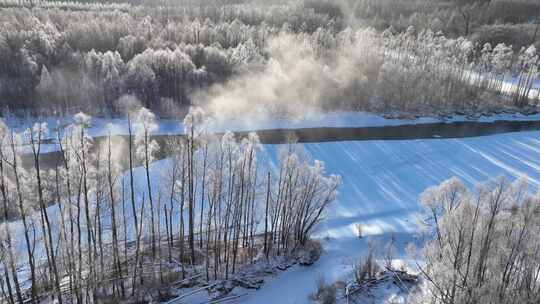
<box><xmin>0</xmin><ymin>107</ymin><xmax>340</xmax><ymax>303</ymax></box>
<box><xmin>0</xmin><ymin>0</ymin><xmax>538</xmax><ymax>116</ymax></box>
<box><xmin>413</xmin><ymin>177</ymin><xmax>540</xmax><ymax>304</ymax></box>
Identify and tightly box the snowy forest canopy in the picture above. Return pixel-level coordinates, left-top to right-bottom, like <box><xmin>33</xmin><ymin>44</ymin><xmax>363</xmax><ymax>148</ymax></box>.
<box><xmin>0</xmin><ymin>0</ymin><xmax>538</xmax><ymax>116</ymax></box>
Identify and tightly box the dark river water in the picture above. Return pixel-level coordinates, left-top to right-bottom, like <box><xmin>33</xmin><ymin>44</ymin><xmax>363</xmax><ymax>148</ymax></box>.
<box><xmin>22</xmin><ymin>119</ymin><xmax>540</xmax><ymax>169</ymax></box>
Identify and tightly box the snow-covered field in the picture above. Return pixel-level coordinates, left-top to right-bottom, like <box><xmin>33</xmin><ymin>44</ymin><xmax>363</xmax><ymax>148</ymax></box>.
<box><xmin>241</xmin><ymin>130</ymin><xmax>540</xmax><ymax>303</ymax></box>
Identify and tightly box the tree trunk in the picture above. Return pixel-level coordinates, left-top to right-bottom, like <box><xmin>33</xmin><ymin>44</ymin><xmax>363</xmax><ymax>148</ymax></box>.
<box><xmin>107</xmin><ymin>135</ymin><xmax>125</xmax><ymax>297</ymax></box>
<box><xmin>264</xmin><ymin>172</ymin><xmax>271</xmax><ymax>260</ymax></box>
<box><xmin>0</xmin><ymin>148</ymin><xmax>24</xmax><ymax>304</ymax></box>
<box><xmin>31</xmin><ymin>129</ymin><xmax>63</xmax><ymax>304</ymax></box>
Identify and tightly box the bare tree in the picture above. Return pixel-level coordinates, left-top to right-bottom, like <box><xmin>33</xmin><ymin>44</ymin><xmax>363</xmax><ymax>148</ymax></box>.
<box><xmin>416</xmin><ymin>176</ymin><xmax>540</xmax><ymax>304</ymax></box>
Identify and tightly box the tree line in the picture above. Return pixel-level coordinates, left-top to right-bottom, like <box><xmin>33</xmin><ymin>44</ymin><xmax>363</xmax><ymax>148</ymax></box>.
<box><xmin>0</xmin><ymin>0</ymin><xmax>538</xmax><ymax>116</ymax></box>
<box><xmin>413</xmin><ymin>176</ymin><xmax>540</xmax><ymax>304</ymax></box>
<box><xmin>0</xmin><ymin>0</ymin><xmax>338</xmax><ymax>114</ymax></box>
<box><xmin>0</xmin><ymin>106</ymin><xmax>340</xmax><ymax>303</ymax></box>
<box><xmin>352</xmin><ymin>0</ymin><xmax>540</xmax><ymax>50</ymax></box>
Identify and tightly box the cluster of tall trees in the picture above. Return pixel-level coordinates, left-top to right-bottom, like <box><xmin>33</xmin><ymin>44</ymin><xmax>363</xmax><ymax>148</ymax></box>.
<box><xmin>260</xmin><ymin>26</ymin><xmax>538</xmax><ymax>113</ymax></box>
<box><xmin>0</xmin><ymin>106</ymin><xmax>340</xmax><ymax>303</ymax></box>
<box><xmin>0</xmin><ymin>0</ymin><xmax>538</xmax><ymax>116</ymax></box>
<box><xmin>376</xmin><ymin>29</ymin><xmax>539</xmax><ymax>111</ymax></box>
<box><xmin>414</xmin><ymin>177</ymin><xmax>540</xmax><ymax>304</ymax></box>
<box><xmin>352</xmin><ymin>0</ymin><xmax>540</xmax><ymax>49</ymax></box>
<box><xmin>0</xmin><ymin>0</ymin><xmax>341</xmax><ymax>114</ymax></box>
<box><xmin>0</xmin><ymin>4</ymin><xmax>270</xmax><ymax>113</ymax></box>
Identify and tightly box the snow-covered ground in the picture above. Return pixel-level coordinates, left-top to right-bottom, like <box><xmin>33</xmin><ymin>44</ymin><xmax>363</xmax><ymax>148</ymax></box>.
<box><xmin>241</xmin><ymin>130</ymin><xmax>540</xmax><ymax>303</ymax></box>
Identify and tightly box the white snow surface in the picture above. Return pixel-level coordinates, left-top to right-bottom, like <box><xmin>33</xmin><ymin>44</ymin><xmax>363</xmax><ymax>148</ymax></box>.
<box><xmin>239</xmin><ymin>131</ymin><xmax>540</xmax><ymax>304</ymax></box>
<box><xmin>135</xmin><ymin>130</ymin><xmax>540</xmax><ymax>303</ymax></box>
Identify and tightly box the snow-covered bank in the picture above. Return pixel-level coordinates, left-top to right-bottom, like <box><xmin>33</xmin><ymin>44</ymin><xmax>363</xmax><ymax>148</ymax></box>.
<box><xmin>243</xmin><ymin>130</ymin><xmax>540</xmax><ymax>303</ymax></box>
<box><xmin>209</xmin><ymin>111</ymin><xmax>540</xmax><ymax>133</ymax></box>
<box><xmin>2</xmin><ymin>116</ymin><xmax>184</xmax><ymax>139</ymax></box>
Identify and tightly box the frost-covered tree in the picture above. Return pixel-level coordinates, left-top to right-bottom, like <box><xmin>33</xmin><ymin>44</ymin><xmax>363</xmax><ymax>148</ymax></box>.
<box><xmin>134</xmin><ymin>107</ymin><xmax>159</xmax><ymax>259</ymax></box>
<box><xmin>72</xmin><ymin>112</ymin><xmax>97</xmax><ymax>301</ymax></box>
<box><xmin>0</xmin><ymin>119</ymin><xmax>24</xmax><ymax>304</ymax></box>
<box><xmin>183</xmin><ymin>107</ymin><xmax>207</xmax><ymax>264</ymax></box>
<box><xmin>24</xmin><ymin>121</ymin><xmax>64</xmax><ymax>304</ymax></box>
<box><xmin>513</xmin><ymin>45</ymin><xmax>538</xmax><ymax>106</ymax></box>
<box><xmin>415</xmin><ymin>177</ymin><xmax>540</xmax><ymax>304</ymax></box>
<box><xmin>0</xmin><ymin>107</ymin><xmax>341</xmax><ymax>301</ymax></box>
